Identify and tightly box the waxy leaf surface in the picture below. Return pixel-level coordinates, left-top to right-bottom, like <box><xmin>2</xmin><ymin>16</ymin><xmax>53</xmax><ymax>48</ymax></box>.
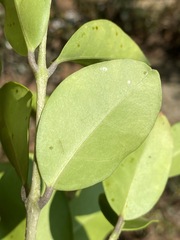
<box><xmin>57</xmin><ymin>19</ymin><xmax>148</xmax><ymax>65</ymax></box>
<box><xmin>169</xmin><ymin>122</ymin><xmax>180</xmax><ymax>177</ymax></box>
<box><xmin>103</xmin><ymin>114</ymin><xmax>173</xmax><ymax>220</ymax></box>
<box><xmin>37</xmin><ymin>59</ymin><xmax>161</xmax><ymax>190</ymax></box>
<box><xmin>0</xmin><ymin>82</ymin><xmax>32</xmax><ymax>185</ymax></box>
<box><xmin>1</xmin><ymin>0</ymin><xmax>51</xmax><ymax>55</ymax></box>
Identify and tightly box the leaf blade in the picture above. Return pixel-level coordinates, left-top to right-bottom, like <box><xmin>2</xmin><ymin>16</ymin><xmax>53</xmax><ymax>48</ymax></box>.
<box><xmin>57</xmin><ymin>19</ymin><xmax>149</xmax><ymax>65</ymax></box>
<box><xmin>1</xmin><ymin>0</ymin><xmax>51</xmax><ymax>54</ymax></box>
<box><xmin>169</xmin><ymin>122</ymin><xmax>180</xmax><ymax>177</ymax></box>
<box><xmin>103</xmin><ymin>114</ymin><xmax>173</xmax><ymax>220</ymax></box>
<box><xmin>36</xmin><ymin>59</ymin><xmax>161</xmax><ymax>190</ymax></box>
<box><xmin>0</xmin><ymin>82</ymin><xmax>32</xmax><ymax>185</ymax></box>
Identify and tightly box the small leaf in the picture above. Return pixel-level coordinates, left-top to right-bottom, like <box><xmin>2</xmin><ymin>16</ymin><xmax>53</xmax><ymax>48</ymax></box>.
<box><xmin>123</xmin><ymin>218</ymin><xmax>158</xmax><ymax>231</ymax></box>
<box><xmin>1</xmin><ymin>0</ymin><xmax>51</xmax><ymax>54</ymax></box>
<box><xmin>169</xmin><ymin>122</ymin><xmax>180</xmax><ymax>177</ymax></box>
<box><xmin>57</xmin><ymin>19</ymin><xmax>149</xmax><ymax>65</ymax></box>
<box><xmin>0</xmin><ymin>82</ymin><xmax>32</xmax><ymax>185</ymax></box>
<box><xmin>99</xmin><ymin>193</ymin><xmax>158</xmax><ymax>231</ymax></box>
<box><xmin>70</xmin><ymin>183</ymin><xmax>112</xmax><ymax>240</ymax></box>
<box><xmin>103</xmin><ymin>114</ymin><xmax>173</xmax><ymax>220</ymax></box>
<box><xmin>36</xmin><ymin>59</ymin><xmax>161</xmax><ymax>190</ymax></box>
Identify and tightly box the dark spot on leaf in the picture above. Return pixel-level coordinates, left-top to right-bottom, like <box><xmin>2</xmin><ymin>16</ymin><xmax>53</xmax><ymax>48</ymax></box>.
<box><xmin>49</xmin><ymin>146</ymin><xmax>53</xmax><ymax>150</ymax></box>
<box><xmin>120</xmin><ymin>44</ymin><xmax>123</xmax><ymax>48</ymax></box>
<box><xmin>77</xmin><ymin>43</ymin><xmax>80</xmax><ymax>48</ymax></box>
<box><xmin>148</xmin><ymin>155</ymin><xmax>152</xmax><ymax>158</ymax></box>
<box><xmin>81</xmin><ymin>32</ymin><xmax>85</xmax><ymax>37</ymax></box>
<box><xmin>92</xmin><ymin>26</ymin><xmax>98</xmax><ymax>30</ymax></box>
<box><xmin>116</xmin><ymin>31</ymin><xmax>118</xmax><ymax>36</ymax></box>
<box><xmin>111</xmin><ymin>198</ymin><xmax>115</xmax><ymax>202</ymax></box>
<box><xmin>15</xmin><ymin>89</ymin><xmax>19</xmax><ymax>94</ymax></box>
<box><xmin>143</xmin><ymin>71</ymin><xmax>147</xmax><ymax>75</ymax></box>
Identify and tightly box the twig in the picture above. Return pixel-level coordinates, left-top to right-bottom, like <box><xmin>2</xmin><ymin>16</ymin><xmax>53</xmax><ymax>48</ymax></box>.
<box><xmin>39</xmin><ymin>187</ymin><xmax>54</xmax><ymax>209</ymax></box>
<box><xmin>108</xmin><ymin>215</ymin><xmax>124</xmax><ymax>240</ymax></box>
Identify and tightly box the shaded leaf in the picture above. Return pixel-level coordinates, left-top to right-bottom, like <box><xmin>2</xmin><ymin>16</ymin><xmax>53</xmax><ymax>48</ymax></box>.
<box><xmin>1</xmin><ymin>0</ymin><xmax>51</xmax><ymax>54</ymax></box>
<box><xmin>57</xmin><ymin>19</ymin><xmax>149</xmax><ymax>65</ymax></box>
<box><xmin>1</xmin><ymin>0</ymin><xmax>27</xmax><ymax>55</ymax></box>
<box><xmin>0</xmin><ymin>163</ymin><xmax>72</xmax><ymax>239</ymax></box>
<box><xmin>0</xmin><ymin>163</ymin><xmax>26</xmax><ymax>239</ymax></box>
<box><xmin>99</xmin><ymin>193</ymin><xmax>158</xmax><ymax>231</ymax></box>
<box><xmin>0</xmin><ymin>162</ymin><xmax>10</xmax><ymax>180</ymax></box>
<box><xmin>70</xmin><ymin>183</ymin><xmax>112</xmax><ymax>240</ymax></box>
<box><xmin>36</xmin><ymin>59</ymin><xmax>161</xmax><ymax>190</ymax></box>
<box><xmin>0</xmin><ymin>82</ymin><xmax>32</xmax><ymax>185</ymax></box>
<box><xmin>37</xmin><ymin>191</ymin><xmax>73</xmax><ymax>240</ymax></box>
<box><xmin>169</xmin><ymin>122</ymin><xmax>180</xmax><ymax>177</ymax></box>
<box><xmin>123</xmin><ymin>218</ymin><xmax>158</xmax><ymax>231</ymax></box>
<box><xmin>103</xmin><ymin>114</ymin><xmax>173</xmax><ymax>220</ymax></box>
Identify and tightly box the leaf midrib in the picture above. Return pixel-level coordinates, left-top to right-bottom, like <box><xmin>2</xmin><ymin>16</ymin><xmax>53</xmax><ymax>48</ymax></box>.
<box><xmin>52</xmin><ymin>70</ymin><xmax>152</xmax><ymax>186</ymax></box>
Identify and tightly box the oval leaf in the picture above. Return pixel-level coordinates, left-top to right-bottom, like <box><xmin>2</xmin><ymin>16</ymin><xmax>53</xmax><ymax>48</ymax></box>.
<box><xmin>57</xmin><ymin>19</ymin><xmax>149</xmax><ymax>65</ymax></box>
<box><xmin>0</xmin><ymin>82</ymin><xmax>32</xmax><ymax>185</ymax></box>
<box><xmin>36</xmin><ymin>59</ymin><xmax>161</xmax><ymax>190</ymax></box>
<box><xmin>1</xmin><ymin>0</ymin><xmax>51</xmax><ymax>54</ymax></box>
<box><xmin>169</xmin><ymin>122</ymin><xmax>180</xmax><ymax>177</ymax></box>
<box><xmin>103</xmin><ymin>114</ymin><xmax>173</xmax><ymax>220</ymax></box>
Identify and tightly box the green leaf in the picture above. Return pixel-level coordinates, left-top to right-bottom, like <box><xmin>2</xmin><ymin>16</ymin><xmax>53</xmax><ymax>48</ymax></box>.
<box><xmin>123</xmin><ymin>218</ymin><xmax>158</xmax><ymax>231</ymax></box>
<box><xmin>0</xmin><ymin>162</ymin><xmax>10</xmax><ymax>180</ymax></box>
<box><xmin>0</xmin><ymin>82</ymin><xmax>32</xmax><ymax>185</ymax></box>
<box><xmin>1</xmin><ymin>0</ymin><xmax>27</xmax><ymax>55</ymax></box>
<box><xmin>36</xmin><ymin>59</ymin><xmax>161</xmax><ymax>190</ymax></box>
<box><xmin>0</xmin><ymin>163</ymin><xmax>26</xmax><ymax>239</ymax></box>
<box><xmin>1</xmin><ymin>0</ymin><xmax>51</xmax><ymax>55</ymax></box>
<box><xmin>99</xmin><ymin>193</ymin><xmax>158</xmax><ymax>231</ymax></box>
<box><xmin>37</xmin><ymin>191</ymin><xmax>73</xmax><ymax>240</ymax></box>
<box><xmin>0</xmin><ymin>163</ymin><xmax>72</xmax><ymax>240</ymax></box>
<box><xmin>70</xmin><ymin>184</ymin><xmax>112</xmax><ymax>240</ymax></box>
<box><xmin>103</xmin><ymin>114</ymin><xmax>173</xmax><ymax>220</ymax></box>
<box><xmin>57</xmin><ymin>19</ymin><xmax>149</xmax><ymax>65</ymax></box>
<box><xmin>169</xmin><ymin>122</ymin><xmax>180</xmax><ymax>177</ymax></box>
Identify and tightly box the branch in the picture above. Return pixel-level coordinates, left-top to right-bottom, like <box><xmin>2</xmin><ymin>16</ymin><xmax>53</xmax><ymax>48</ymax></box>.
<box><xmin>48</xmin><ymin>60</ymin><xmax>58</xmax><ymax>78</ymax></box>
<box><xmin>28</xmin><ymin>52</ymin><xmax>38</xmax><ymax>74</ymax></box>
<box><xmin>108</xmin><ymin>215</ymin><xmax>124</xmax><ymax>240</ymax></box>
<box><xmin>38</xmin><ymin>187</ymin><xmax>54</xmax><ymax>209</ymax></box>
